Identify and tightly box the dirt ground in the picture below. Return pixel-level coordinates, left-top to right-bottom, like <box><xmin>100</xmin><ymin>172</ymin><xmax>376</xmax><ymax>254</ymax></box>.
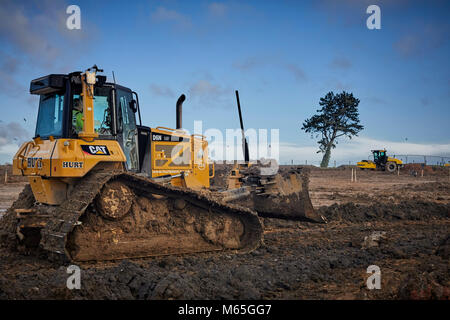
<box><xmin>0</xmin><ymin>165</ymin><xmax>448</xmax><ymax>300</ymax></box>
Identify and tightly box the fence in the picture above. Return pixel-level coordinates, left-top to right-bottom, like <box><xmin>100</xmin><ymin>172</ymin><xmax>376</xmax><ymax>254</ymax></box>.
<box><xmin>390</xmin><ymin>155</ymin><xmax>450</xmax><ymax>166</ymax></box>
<box><xmin>281</xmin><ymin>155</ymin><xmax>450</xmax><ymax>167</ymax></box>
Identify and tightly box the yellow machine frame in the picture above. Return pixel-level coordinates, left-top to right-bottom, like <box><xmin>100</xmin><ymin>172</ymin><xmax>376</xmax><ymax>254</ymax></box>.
<box><xmin>13</xmin><ymin>67</ymin><xmax>214</xmax><ymax>205</ymax></box>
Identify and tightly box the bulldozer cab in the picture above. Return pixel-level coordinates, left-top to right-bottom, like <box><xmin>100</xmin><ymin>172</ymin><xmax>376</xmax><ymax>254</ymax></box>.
<box><xmin>23</xmin><ymin>67</ymin><xmax>212</xmax><ymax>194</ymax></box>
<box><xmin>31</xmin><ymin>72</ymin><xmax>141</xmax><ymax>172</ymax></box>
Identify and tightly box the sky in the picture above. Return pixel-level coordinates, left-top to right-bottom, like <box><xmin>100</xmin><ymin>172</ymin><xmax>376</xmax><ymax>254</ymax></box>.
<box><xmin>0</xmin><ymin>0</ymin><xmax>449</xmax><ymax>165</ymax></box>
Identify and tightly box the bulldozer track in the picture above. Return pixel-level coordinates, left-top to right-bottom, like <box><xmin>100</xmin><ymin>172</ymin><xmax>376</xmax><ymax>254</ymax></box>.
<box><xmin>39</xmin><ymin>165</ymin><xmax>262</xmax><ymax>262</ymax></box>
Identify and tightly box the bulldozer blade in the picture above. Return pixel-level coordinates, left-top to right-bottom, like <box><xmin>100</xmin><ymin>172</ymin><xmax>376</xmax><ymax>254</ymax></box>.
<box><xmin>227</xmin><ymin>167</ymin><xmax>325</xmax><ymax>223</ymax></box>
<box><xmin>253</xmin><ymin>170</ymin><xmax>325</xmax><ymax>222</ymax></box>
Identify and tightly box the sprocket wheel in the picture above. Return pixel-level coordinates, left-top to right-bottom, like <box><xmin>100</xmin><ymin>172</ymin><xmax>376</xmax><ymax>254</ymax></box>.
<box><xmin>95</xmin><ymin>181</ymin><xmax>134</xmax><ymax>220</ymax></box>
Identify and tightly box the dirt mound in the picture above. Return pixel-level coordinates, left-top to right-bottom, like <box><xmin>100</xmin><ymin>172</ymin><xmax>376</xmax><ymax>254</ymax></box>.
<box><xmin>402</xmin><ymin>164</ymin><xmax>448</xmax><ymax>176</ymax></box>
<box><xmin>319</xmin><ymin>201</ymin><xmax>450</xmax><ymax>223</ymax></box>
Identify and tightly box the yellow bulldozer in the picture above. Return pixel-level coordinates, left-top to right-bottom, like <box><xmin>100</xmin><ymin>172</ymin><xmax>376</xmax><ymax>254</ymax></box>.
<box><xmin>357</xmin><ymin>149</ymin><xmax>403</xmax><ymax>172</ymax></box>
<box><xmin>0</xmin><ymin>66</ymin><xmax>321</xmax><ymax>262</ymax></box>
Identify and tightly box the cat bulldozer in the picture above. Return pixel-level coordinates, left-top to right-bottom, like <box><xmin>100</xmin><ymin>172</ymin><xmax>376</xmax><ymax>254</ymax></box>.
<box><xmin>357</xmin><ymin>149</ymin><xmax>403</xmax><ymax>172</ymax></box>
<box><xmin>1</xmin><ymin>66</ymin><xmax>319</xmax><ymax>262</ymax></box>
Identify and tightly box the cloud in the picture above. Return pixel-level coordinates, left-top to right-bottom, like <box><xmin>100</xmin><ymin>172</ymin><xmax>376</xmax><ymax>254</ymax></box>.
<box><xmin>0</xmin><ymin>0</ymin><xmax>97</xmax><ymax>74</ymax></box>
<box><xmin>0</xmin><ymin>2</ymin><xmax>58</xmax><ymax>60</ymax></box>
<box><xmin>0</xmin><ymin>69</ymin><xmax>26</xmax><ymax>96</ymax></box>
<box><xmin>150</xmin><ymin>84</ymin><xmax>175</xmax><ymax>98</ymax></box>
<box><xmin>394</xmin><ymin>24</ymin><xmax>448</xmax><ymax>58</ymax></box>
<box><xmin>0</xmin><ymin>142</ymin><xmax>20</xmax><ymax>164</ymax></box>
<box><xmin>330</xmin><ymin>56</ymin><xmax>352</xmax><ymax>70</ymax></box>
<box><xmin>0</xmin><ymin>121</ymin><xmax>33</xmax><ymax>164</ymax></box>
<box><xmin>208</xmin><ymin>2</ymin><xmax>227</xmax><ymax>17</ymax></box>
<box><xmin>0</xmin><ymin>52</ymin><xmax>19</xmax><ymax>73</ymax></box>
<box><xmin>279</xmin><ymin>136</ymin><xmax>450</xmax><ymax>165</ymax></box>
<box><xmin>0</xmin><ymin>52</ymin><xmax>28</xmax><ymax>96</ymax></box>
<box><xmin>188</xmin><ymin>79</ymin><xmax>231</xmax><ymax>108</ymax></box>
<box><xmin>233</xmin><ymin>56</ymin><xmax>309</xmax><ymax>85</ymax></box>
<box><xmin>394</xmin><ymin>34</ymin><xmax>417</xmax><ymax>57</ymax></box>
<box><xmin>285</xmin><ymin>64</ymin><xmax>307</xmax><ymax>82</ymax></box>
<box><xmin>420</xmin><ymin>97</ymin><xmax>431</xmax><ymax>107</ymax></box>
<box><xmin>232</xmin><ymin>57</ymin><xmax>263</xmax><ymax>71</ymax></box>
<box><xmin>0</xmin><ymin>0</ymin><xmax>98</xmax><ymax>106</ymax></box>
<box><xmin>151</xmin><ymin>6</ymin><xmax>192</xmax><ymax>28</ymax></box>
<box><xmin>0</xmin><ymin>121</ymin><xmax>31</xmax><ymax>146</ymax></box>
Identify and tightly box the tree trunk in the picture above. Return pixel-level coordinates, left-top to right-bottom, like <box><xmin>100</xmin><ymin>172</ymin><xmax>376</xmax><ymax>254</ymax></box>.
<box><xmin>320</xmin><ymin>143</ymin><xmax>333</xmax><ymax>168</ymax></box>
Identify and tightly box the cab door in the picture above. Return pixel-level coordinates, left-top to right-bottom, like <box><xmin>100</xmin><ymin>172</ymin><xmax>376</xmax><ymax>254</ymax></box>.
<box><xmin>116</xmin><ymin>88</ymin><xmax>139</xmax><ymax>171</ymax></box>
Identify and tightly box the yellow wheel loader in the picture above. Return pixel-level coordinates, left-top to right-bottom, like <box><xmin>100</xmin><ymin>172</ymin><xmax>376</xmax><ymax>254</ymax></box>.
<box><xmin>357</xmin><ymin>149</ymin><xmax>403</xmax><ymax>172</ymax></box>
<box><xmin>1</xmin><ymin>66</ymin><xmax>318</xmax><ymax>262</ymax></box>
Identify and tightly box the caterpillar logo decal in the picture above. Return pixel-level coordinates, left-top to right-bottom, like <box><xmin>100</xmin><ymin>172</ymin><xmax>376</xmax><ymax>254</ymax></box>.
<box><xmin>62</xmin><ymin>161</ymin><xmax>84</xmax><ymax>169</ymax></box>
<box><xmin>81</xmin><ymin>145</ymin><xmax>110</xmax><ymax>155</ymax></box>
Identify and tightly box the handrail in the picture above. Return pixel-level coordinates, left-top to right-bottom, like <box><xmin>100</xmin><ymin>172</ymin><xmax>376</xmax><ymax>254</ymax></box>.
<box><xmin>16</xmin><ymin>142</ymin><xmax>35</xmax><ymax>170</ymax></box>
<box><xmin>155</xmin><ymin>126</ymin><xmax>189</xmax><ymax>136</ymax></box>
<box><xmin>192</xmin><ymin>134</ymin><xmax>206</xmax><ymax>140</ymax></box>
<box><xmin>155</xmin><ymin>126</ymin><xmax>176</xmax><ymax>132</ymax></box>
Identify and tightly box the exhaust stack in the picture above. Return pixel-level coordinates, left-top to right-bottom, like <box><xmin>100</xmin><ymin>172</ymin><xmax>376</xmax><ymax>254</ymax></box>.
<box><xmin>176</xmin><ymin>94</ymin><xmax>186</xmax><ymax>129</ymax></box>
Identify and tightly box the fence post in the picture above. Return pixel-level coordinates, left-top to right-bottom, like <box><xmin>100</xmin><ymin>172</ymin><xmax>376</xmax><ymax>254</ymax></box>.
<box><xmin>4</xmin><ymin>169</ymin><xmax>7</xmax><ymax>184</ymax></box>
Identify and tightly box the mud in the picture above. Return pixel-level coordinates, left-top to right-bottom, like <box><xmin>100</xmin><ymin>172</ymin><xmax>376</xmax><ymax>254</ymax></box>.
<box><xmin>68</xmin><ymin>192</ymin><xmax>248</xmax><ymax>261</ymax></box>
<box><xmin>319</xmin><ymin>201</ymin><xmax>449</xmax><ymax>223</ymax></box>
<box><xmin>0</xmin><ymin>166</ymin><xmax>448</xmax><ymax>300</ymax></box>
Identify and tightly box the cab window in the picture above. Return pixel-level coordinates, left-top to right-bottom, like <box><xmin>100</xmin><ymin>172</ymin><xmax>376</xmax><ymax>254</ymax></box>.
<box><xmin>71</xmin><ymin>86</ymin><xmax>113</xmax><ymax>136</ymax></box>
<box><xmin>35</xmin><ymin>93</ymin><xmax>64</xmax><ymax>138</ymax></box>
